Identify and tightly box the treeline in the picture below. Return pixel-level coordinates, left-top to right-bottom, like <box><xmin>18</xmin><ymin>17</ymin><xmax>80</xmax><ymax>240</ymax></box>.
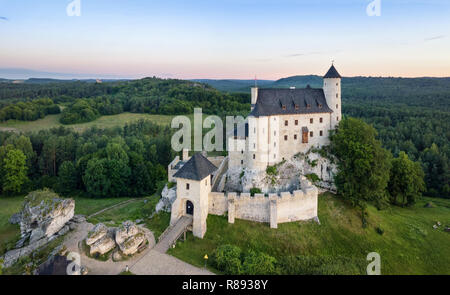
<box><xmin>0</xmin><ymin>98</ymin><xmax>60</xmax><ymax>122</ymax></box>
<box><xmin>0</xmin><ymin>119</ymin><xmax>175</xmax><ymax>198</ymax></box>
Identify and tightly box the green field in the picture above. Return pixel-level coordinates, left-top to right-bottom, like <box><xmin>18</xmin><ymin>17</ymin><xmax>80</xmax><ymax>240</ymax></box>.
<box><xmin>0</xmin><ymin>112</ymin><xmax>175</xmax><ymax>133</ymax></box>
<box><xmin>168</xmin><ymin>193</ymin><xmax>450</xmax><ymax>275</ymax></box>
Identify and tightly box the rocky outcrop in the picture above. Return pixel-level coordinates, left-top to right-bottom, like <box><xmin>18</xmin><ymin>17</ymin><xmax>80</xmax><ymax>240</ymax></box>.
<box><xmin>20</xmin><ymin>190</ymin><xmax>75</xmax><ymax>244</ymax></box>
<box><xmin>1</xmin><ymin>190</ymin><xmax>77</xmax><ymax>268</ymax></box>
<box><xmin>116</xmin><ymin>221</ymin><xmax>146</xmax><ymax>256</ymax></box>
<box><xmin>155</xmin><ymin>185</ymin><xmax>177</xmax><ymax>213</ymax></box>
<box><xmin>225</xmin><ymin>149</ymin><xmax>337</xmax><ymax>193</ymax></box>
<box><xmin>86</xmin><ymin>223</ymin><xmax>108</xmax><ymax>246</ymax></box>
<box><xmin>85</xmin><ymin>221</ymin><xmax>147</xmax><ymax>258</ymax></box>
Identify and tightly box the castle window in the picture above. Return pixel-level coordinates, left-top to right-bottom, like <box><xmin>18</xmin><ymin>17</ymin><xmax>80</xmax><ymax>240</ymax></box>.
<box><xmin>310</xmin><ymin>131</ymin><xmax>314</xmax><ymax>137</ymax></box>
<box><xmin>307</xmin><ymin>104</ymin><xmax>311</xmax><ymax>109</ymax></box>
<box><xmin>274</xmin><ymin>142</ymin><xmax>276</xmax><ymax>147</ymax></box>
<box><xmin>284</xmin><ymin>135</ymin><xmax>288</xmax><ymax>141</ymax></box>
<box><xmin>186</xmin><ymin>183</ymin><xmax>190</xmax><ymax>190</ymax></box>
<box><xmin>295</xmin><ymin>104</ymin><xmax>299</xmax><ymax>110</ymax></box>
<box><xmin>241</xmin><ymin>150</ymin><xmax>244</xmax><ymax>154</ymax></box>
<box><xmin>295</xmin><ymin>120</ymin><xmax>298</xmax><ymax>126</ymax></box>
<box><xmin>285</xmin><ymin>120</ymin><xmax>288</xmax><ymax>126</ymax></box>
<box><xmin>274</xmin><ymin>131</ymin><xmax>276</xmax><ymax>136</ymax></box>
<box><xmin>241</xmin><ymin>160</ymin><xmax>244</xmax><ymax>165</ymax></box>
<box><xmin>336</xmin><ymin>94</ymin><xmax>339</xmax><ymax>98</ymax></box>
<box><xmin>336</xmin><ymin>104</ymin><xmax>339</xmax><ymax>109</ymax></box>
<box><xmin>274</xmin><ymin>154</ymin><xmax>276</xmax><ymax>159</ymax></box>
<box><xmin>205</xmin><ymin>179</ymin><xmax>208</xmax><ymax>186</ymax></box>
<box><xmin>294</xmin><ymin>134</ymin><xmax>297</xmax><ymax>140</ymax></box>
<box><xmin>319</xmin><ymin>104</ymin><xmax>322</xmax><ymax>109</ymax></box>
<box><xmin>253</xmin><ymin>154</ymin><xmax>255</xmax><ymax>159</ymax></box>
<box><xmin>253</xmin><ymin>143</ymin><xmax>256</xmax><ymax>149</ymax></box>
<box><xmin>320</xmin><ymin>130</ymin><xmax>323</xmax><ymax>136</ymax></box>
<box><xmin>336</xmin><ymin>83</ymin><xmax>338</xmax><ymax>86</ymax></box>
<box><xmin>337</xmin><ymin>116</ymin><xmax>339</xmax><ymax>121</ymax></box>
<box><xmin>254</xmin><ymin>128</ymin><xmax>256</xmax><ymax>133</ymax></box>
<box><xmin>310</xmin><ymin>118</ymin><xmax>313</xmax><ymax>124</ymax></box>
<box><xmin>320</xmin><ymin>117</ymin><xmax>323</xmax><ymax>123</ymax></box>
<box><xmin>282</xmin><ymin>105</ymin><xmax>286</xmax><ymax>110</ymax></box>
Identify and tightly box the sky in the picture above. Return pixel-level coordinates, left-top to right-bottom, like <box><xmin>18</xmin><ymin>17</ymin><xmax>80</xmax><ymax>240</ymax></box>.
<box><xmin>0</xmin><ymin>0</ymin><xmax>449</xmax><ymax>80</ymax></box>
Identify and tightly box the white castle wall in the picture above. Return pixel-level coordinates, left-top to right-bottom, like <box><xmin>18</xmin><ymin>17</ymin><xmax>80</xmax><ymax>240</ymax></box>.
<box><xmin>208</xmin><ymin>178</ymin><xmax>318</xmax><ymax>228</ymax></box>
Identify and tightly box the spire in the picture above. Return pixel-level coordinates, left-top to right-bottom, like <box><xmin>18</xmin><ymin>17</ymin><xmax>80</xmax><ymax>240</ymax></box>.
<box><xmin>324</xmin><ymin>64</ymin><xmax>342</xmax><ymax>79</ymax></box>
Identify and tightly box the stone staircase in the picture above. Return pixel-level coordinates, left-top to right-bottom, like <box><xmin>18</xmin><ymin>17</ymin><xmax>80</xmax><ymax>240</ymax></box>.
<box><xmin>154</xmin><ymin>216</ymin><xmax>193</xmax><ymax>253</ymax></box>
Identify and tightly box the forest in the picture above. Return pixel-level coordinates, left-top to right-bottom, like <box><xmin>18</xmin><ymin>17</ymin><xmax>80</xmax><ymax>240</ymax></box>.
<box><xmin>0</xmin><ymin>120</ymin><xmax>174</xmax><ymax>198</ymax></box>
<box><xmin>0</xmin><ymin>76</ymin><xmax>449</xmax><ymax>199</ymax></box>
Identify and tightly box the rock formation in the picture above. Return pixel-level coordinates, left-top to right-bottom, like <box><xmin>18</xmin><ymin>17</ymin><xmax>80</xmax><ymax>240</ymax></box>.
<box><xmin>20</xmin><ymin>190</ymin><xmax>75</xmax><ymax>244</ymax></box>
<box><xmin>85</xmin><ymin>221</ymin><xmax>147</xmax><ymax>259</ymax></box>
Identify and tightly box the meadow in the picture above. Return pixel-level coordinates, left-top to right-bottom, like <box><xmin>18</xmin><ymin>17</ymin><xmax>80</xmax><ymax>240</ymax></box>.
<box><xmin>0</xmin><ymin>112</ymin><xmax>175</xmax><ymax>133</ymax></box>
<box><xmin>168</xmin><ymin>193</ymin><xmax>450</xmax><ymax>275</ymax></box>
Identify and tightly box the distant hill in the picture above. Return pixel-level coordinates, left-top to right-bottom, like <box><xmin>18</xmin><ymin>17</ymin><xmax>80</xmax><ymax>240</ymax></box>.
<box><xmin>191</xmin><ymin>76</ymin><xmax>450</xmax><ymax>97</ymax></box>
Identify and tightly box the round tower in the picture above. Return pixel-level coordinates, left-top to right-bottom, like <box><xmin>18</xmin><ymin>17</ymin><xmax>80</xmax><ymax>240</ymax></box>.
<box><xmin>323</xmin><ymin>64</ymin><xmax>342</xmax><ymax>129</ymax></box>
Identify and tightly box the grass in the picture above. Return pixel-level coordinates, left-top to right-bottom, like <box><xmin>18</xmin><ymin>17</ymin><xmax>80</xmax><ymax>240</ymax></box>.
<box><xmin>72</xmin><ymin>196</ymin><xmax>133</xmax><ymax>217</ymax></box>
<box><xmin>168</xmin><ymin>193</ymin><xmax>450</xmax><ymax>275</ymax></box>
<box><xmin>87</xmin><ymin>198</ymin><xmax>150</xmax><ymax>226</ymax></box>
<box><xmin>145</xmin><ymin>212</ymin><xmax>171</xmax><ymax>240</ymax></box>
<box><xmin>0</xmin><ymin>112</ymin><xmax>175</xmax><ymax>133</ymax></box>
<box><xmin>0</xmin><ymin>196</ymin><xmax>23</xmax><ymax>256</ymax></box>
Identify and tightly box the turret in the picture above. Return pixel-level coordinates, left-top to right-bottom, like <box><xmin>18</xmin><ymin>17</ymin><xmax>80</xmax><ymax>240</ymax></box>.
<box><xmin>323</xmin><ymin>64</ymin><xmax>342</xmax><ymax>129</ymax></box>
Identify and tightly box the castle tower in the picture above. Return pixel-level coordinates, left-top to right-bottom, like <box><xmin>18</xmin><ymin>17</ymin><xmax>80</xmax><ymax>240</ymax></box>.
<box><xmin>323</xmin><ymin>64</ymin><xmax>342</xmax><ymax>129</ymax></box>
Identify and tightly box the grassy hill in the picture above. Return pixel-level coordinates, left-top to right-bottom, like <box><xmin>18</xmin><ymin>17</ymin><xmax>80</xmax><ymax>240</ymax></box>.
<box><xmin>168</xmin><ymin>193</ymin><xmax>450</xmax><ymax>275</ymax></box>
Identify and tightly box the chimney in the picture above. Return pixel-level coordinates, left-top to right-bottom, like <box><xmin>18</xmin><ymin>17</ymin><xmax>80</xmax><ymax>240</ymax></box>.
<box><xmin>182</xmin><ymin>148</ymin><xmax>189</xmax><ymax>161</ymax></box>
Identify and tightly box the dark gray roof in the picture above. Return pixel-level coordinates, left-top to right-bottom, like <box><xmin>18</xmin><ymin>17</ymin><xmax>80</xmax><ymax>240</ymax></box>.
<box><xmin>173</xmin><ymin>160</ymin><xmax>186</xmax><ymax>169</ymax></box>
<box><xmin>173</xmin><ymin>153</ymin><xmax>217</xmax><ymax>181</ymax></box>
<box><xmin>249</xmin><ymin>87</ymin><xmax>333</xmax><ymax>117</ymax></box>
<box><xmin>324</xmin><ymin>65</ymin><xmax>342</xmax><ymax>78</ymax></box>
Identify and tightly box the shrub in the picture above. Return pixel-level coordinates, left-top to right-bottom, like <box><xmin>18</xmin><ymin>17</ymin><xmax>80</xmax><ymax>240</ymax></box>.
<box><xmin>250</xmin><ymin>188</ymin><xmax>262</xmax><ymax>196</ymax></box>
<box><xmin>213</xmin><ymin>244</ymin><xmax>242</xmax><ymax>274</ymax></box>
<box><xmin>242</xmin><ymin>250</ymin><xmax>277</xmax><ymax>275</ymax></box>
<box><xmin>305</xmin><ymin>173</ymin><xmax>320</xmax><ymax>183</ymax></box>
<box><xmin>266</xmin><ymin>165</ymin><xmax>277</xmax><ymax>175</ymax></box>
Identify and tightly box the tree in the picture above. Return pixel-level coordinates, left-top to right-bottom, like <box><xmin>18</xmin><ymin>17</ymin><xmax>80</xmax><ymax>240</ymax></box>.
<box><xmin>58</xmin><ymin>161</ymin><xmax>77</xmax><ymax>194</ymax></box>
<box><xmin>2</xmin><ymin>149</ymin><xmax>28</xmax><ymax>194</ymax></box>
<box><xmin>83</xmin><ymin>158</ymin><xmax>110</xmax><ymax>198</ymax></box>
<box><xmin>388</xmin><ymin>151</ymin><xmax>425</xmax><ymax>206</ymax></box>
<box><xmin>213</xmin><ymin>245</ymin><xmax>242</xmax><ymax>275</ymax></box>
<box><xmin>242</xmin><ymin>250</ymin><xmax>277</xmax><ymax>275</ymax></box>
<box><xmin>330</xmin><ymin>118</ymin><xmax>392</xmax><ymax>212</ymax></box>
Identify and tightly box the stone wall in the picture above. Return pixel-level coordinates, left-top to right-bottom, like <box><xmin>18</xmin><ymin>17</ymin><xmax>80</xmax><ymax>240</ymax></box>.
<box><xmin>208</xmin><ymin>178</ymin><xmax>318</xmax><ymax>228</ymax></box>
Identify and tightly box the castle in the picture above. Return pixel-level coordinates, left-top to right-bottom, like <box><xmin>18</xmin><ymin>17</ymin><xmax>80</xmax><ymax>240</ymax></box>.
<box><xmin>168</xmin><ymin>64</ymin><xmax>342</xmax><ymax>238</ymax></box>
<box><xmin>228</xmin><ymin>64</ymin><xmax>342</xmax><ymax>171</ymax></box>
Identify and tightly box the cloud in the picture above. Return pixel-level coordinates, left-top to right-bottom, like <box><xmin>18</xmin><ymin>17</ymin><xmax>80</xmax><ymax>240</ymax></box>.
<box><xmin>0</xmin><ymin>16</ymin><xmax>9</xmax><ymax>21</ymax></box>
<box><xmin>424</xmin><ymin>35</ymin><xmax>445</xmax><ymax>41</ymax></box>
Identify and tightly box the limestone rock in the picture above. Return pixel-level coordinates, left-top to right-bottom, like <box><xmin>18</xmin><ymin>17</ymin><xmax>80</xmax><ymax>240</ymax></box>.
<box><xmin>89</xmin><ymin>231</ymin><xmax>115</xmax><ymax>256</ymax></box>
<box><xmin>115</xmin><ymin>221</ymin><xmax>147</xmax><ymax>256</ymax></box>
<box><xmin>119</xmin><ymin>232</ymin><xmax>146</xmax><ymax>256</ymax></box>
<box><xmin>156</xmin><ymin>185</ymin><xmax>177</xmax><ymax>213</ymax></box>
<box><xmin>86</xmin><ymin>223</ymin><xmax>108</xmax><ymax>246</ymax></box>
<box><xmin>9</xmin><ymin>212</ymin><xmax>22</xmax><ymax>225</ymax></box>
<box><xmin>20</xmin><ymin>190</ymin><xmax>75</xmax><ymax>243</ymax></box>
<box><xmin>115</xmin><ymin>221</ymin><xmax>139</xmax><ymax>245</ymax></box>
<box><xmin>58</xmin><ymin>225</ymin><xmax>70</xmax><ymax>236</ymax></box>
<box><xmin>71</xmin><ymin>215</ymin><xmax>86</xmax><ymax>223</ymax></box>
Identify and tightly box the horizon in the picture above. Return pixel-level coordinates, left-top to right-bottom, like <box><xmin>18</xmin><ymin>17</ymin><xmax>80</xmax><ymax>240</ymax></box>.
<box><xmin>1</xmin><ymin>0</ymin><xmax>449</xmax><ymax>79</ymax></box>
